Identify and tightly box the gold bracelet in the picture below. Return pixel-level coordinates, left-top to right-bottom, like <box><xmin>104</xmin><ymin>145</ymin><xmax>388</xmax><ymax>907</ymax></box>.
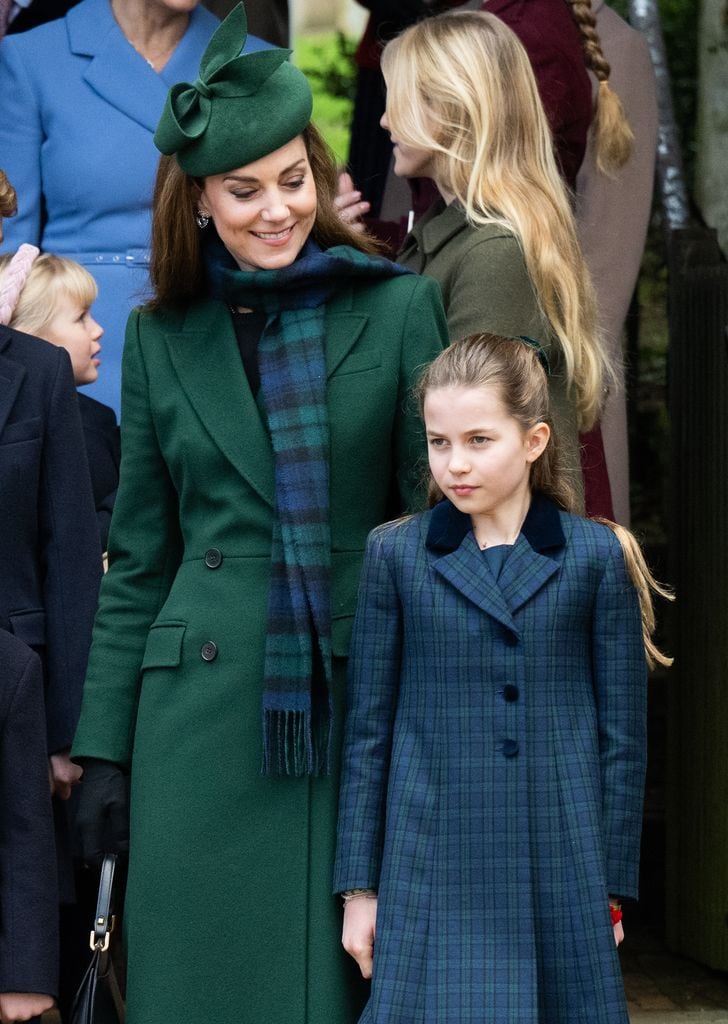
<box><xmin>341</xmin><ymin>888</ymin><xmax>377</xmax><ymax>903</ymax></box>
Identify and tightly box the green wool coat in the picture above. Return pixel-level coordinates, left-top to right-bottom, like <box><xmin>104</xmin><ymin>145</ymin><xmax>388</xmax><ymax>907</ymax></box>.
<box><xmin>399</xmin><ymin>200</ymin><xmax>584</xmax><ymax>508</ymax></box>
<box><xmin>72</xmin><ymin>275</ymin><xmax>447</xmax><ymax>1024</ymax></box>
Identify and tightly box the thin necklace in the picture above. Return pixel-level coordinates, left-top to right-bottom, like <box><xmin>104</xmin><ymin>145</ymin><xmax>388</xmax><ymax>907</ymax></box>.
<box><xmin>125</xmin><ymin>36</ymin><xmax>177</xmax><ymax>72</ymax></box>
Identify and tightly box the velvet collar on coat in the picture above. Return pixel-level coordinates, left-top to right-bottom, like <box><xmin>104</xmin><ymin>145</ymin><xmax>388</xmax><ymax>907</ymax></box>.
<box><xmin>425</xmin><ymin>492</ymin><xmax>567</xmax><ymax>636</ymax></box>
<box><xmin>426</xmin><ymin>490</ymin><xmax>565</xmax><ymax>555</ymax></box>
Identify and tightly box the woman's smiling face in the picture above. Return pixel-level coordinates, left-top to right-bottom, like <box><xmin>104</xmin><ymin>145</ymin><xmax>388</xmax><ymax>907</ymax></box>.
<box><xmin>197</xmin><ymin>135</ymin><xmax>317</xmax><ymax>272</ymax></box>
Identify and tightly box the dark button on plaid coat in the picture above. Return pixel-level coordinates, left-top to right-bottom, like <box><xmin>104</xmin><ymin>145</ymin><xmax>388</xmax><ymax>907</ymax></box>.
<box><xmin>334</xmin><ymin>494</ymin><xmax>647</xmax><ymax>1024</ymax></box>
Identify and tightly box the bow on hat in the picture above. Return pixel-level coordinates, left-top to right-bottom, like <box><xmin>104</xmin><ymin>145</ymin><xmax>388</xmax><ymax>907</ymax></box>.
<box><xmin>155</xmin><ymin>4</ymin><xmax>295</xmax><ymax>155</ymax></box>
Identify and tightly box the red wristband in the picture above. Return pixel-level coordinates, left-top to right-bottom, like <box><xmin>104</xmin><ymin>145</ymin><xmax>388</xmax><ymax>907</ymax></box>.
<box><xmin>609</xmin><ymin>903</ymin><xmax>623</xmax><ymax>926</ymax></box>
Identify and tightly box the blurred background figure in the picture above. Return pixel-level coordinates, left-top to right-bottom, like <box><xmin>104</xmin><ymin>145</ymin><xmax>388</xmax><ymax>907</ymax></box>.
<box><xmin>204</xmin><ymin>0</ymin><xmax>289</xmax><ymax>44</ymax></box>
<box><xmin>572</xmin><ymin>0</ymin><xmax>657</xmax><ymax>526</ymax></box>
<box><xmin>0</xmin><ymin>0</ymin><xmax>267</xmax><ymax>416</ymax></box>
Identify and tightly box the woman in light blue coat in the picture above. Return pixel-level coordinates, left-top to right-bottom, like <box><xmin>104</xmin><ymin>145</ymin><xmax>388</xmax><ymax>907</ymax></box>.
<box><xmin>0</xmin><ymin>0</ymin><xmax>267</xmax><ymax>414</ymax></box>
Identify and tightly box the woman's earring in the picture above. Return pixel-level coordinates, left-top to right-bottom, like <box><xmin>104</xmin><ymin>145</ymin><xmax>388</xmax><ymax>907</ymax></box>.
<box><xmin>196</xmin><ymin>211</ymin><xmax>210</xmax><ymax>229</ymax></box>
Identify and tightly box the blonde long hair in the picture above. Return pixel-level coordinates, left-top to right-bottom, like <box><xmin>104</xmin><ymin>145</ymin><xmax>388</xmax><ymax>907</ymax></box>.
<box><xmin>418</xmin><ymin>335</ymin><xmax>672</xmax><ymax>669</ymax></box>
<box><xmin>382</xmin><ymin>11</ymin><xmax>613</xmax><ymax>430</ymax></box>
<box><xmin>0</xmin><ymin>252</ymin><xmax>97</xmax><ymax>334</ymax></box>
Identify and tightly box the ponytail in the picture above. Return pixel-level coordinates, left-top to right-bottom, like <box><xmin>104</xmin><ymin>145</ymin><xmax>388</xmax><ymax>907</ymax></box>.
<box><xmin>567</xmin><ymin>0</ymin><xmax>634</xmax><ymax>174</ymax></box>
<box><xmin>594</xmin><ymin>518</ymin><xmax>674</xmax><ymax>670</ymax></box>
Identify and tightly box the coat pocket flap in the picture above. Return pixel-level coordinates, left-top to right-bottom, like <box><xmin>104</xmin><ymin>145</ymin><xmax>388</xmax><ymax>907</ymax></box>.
<box><xmin>1</xmin><ymin>417</ymin><xmax>42</xmax><ymax>445</ymax></box>
<box><xmin>9</xmin><ymin>608</ymin><xmax>46</xmax><ymax>647</ymax></box>
<box><xmin>331</xmin><ymin>615</ymin><xmax>354</xmax><ymax>658</ymax></box>
<box><xmin>141</xmin><ymin>623</ymin><xmax>186</xmax><ymax>670</ymax></box>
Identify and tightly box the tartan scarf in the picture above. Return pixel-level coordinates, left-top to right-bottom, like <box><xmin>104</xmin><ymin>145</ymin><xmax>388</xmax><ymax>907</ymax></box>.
<box><xmin>207</xmin><ymin>236</ymin><xmax>411</xmax><ymax>776</ymax></box>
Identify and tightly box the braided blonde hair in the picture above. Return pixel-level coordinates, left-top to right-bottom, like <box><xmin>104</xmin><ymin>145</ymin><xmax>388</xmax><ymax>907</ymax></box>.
<box><xmin>567</xmin><ymin>0</ymin><xmax>634</xmax><ymax>174</ymax></box>
<box><xmin>382</xmin><ymin>11</ymin><xmax>614</xmax><ymax>430</ymax></box>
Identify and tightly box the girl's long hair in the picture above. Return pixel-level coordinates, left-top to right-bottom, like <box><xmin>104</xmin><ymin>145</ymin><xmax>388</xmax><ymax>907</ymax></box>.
<box><xmin>566</xmin><ymin>0</ymin><xmax>634</xmax><ymax>174</ymax></box>
<box><xmin>418</xmin><ymin>334</ymin><xmax>673</xmax><ymax>668</ymax></box>
<box><xmin>149</xmin><ymin>122</ymin><xmax>381</xmax><ymax>309</ymax></box>
<box><xmin>382</xmin><ymin>11</ymin><xmax>614</xmax><ymax>430</ymax></box>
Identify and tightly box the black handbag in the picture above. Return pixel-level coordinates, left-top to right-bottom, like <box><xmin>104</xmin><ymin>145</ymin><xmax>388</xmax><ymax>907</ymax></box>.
<box><xmin>69</xmin><ymin>854</ymin><xmax>126</xmax><ymax>1024</ymax></box>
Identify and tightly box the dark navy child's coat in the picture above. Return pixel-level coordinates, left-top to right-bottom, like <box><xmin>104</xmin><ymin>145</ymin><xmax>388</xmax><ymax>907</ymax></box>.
<box><xmin>334</xmin><ymin>494</ymin><xmax>647</xmax><ymax>1024</ymax></box>
<box><xmin>0</xmin><ymin>325</ymin><xmax>100</xmax><ymax>753</ymax></box>
<box><xmin>0</xmin><ymin>629</ymin><xmax>58</xmax><ymax>998</ymax></box>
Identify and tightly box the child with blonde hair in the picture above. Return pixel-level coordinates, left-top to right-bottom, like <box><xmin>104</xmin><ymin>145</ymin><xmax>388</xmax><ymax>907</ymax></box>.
<box><xmin>0</xmin><ymin>251</ymin><xmax>119</xmax><ymax>550</ymax></box>
<box><xmin>335</xmin><ymin>333</ymin><xmax>670</xmax><ymax>1024</ymax></box>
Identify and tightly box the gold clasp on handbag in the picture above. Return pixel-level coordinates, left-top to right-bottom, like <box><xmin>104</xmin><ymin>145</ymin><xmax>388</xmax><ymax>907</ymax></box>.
<box><xmin>89</xmin><ymin>913</ymin><xmax>116</xmax><ymax>952</ymax></box>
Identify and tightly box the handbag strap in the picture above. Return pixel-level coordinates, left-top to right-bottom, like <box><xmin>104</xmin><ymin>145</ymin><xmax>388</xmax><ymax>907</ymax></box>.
<box><xmin>90</xmin><ymin>853</ymin><xmax>117</xmax><ymax>952</ymax></box>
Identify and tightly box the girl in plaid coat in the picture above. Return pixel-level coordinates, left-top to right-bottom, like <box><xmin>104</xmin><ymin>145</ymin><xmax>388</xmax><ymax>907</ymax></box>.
<box><xmin>334</xmin><ymin>334</ymin><xmax>671</xmax><ymax>1024</ymax></box>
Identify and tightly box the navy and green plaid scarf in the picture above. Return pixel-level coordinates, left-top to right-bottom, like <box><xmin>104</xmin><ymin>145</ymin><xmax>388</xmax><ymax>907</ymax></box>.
<box><xmin>207</xmin><ymin>237</ymin><xmax>410</xmax><ymax>776</ymax></box>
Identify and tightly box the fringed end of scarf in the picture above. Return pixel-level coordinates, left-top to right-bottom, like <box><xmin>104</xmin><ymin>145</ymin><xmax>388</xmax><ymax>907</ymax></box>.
<box><xmin>261</xmin><ymin>708</ymin><xmax>332</xmax><ymax>777</ymax></box>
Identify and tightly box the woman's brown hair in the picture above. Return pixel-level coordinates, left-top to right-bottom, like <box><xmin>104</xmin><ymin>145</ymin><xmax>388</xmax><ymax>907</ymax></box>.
<box><xmin>149</xmin><ymin>123</ymin><xmax>381</xmax><ymax>309</ymax></box>
<box><xmin>0</xmin><ymin>171</ymin><xmax>17</xmax><ymax>219</ymax></box>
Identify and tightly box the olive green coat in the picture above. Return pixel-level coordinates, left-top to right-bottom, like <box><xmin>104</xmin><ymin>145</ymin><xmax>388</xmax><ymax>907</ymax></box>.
<box><xmin>399</xmin><ymin>200</ymin><xmax>583</xmax><ymax>507</ymax></box>
<box><xmin>72</xmin><ymin>276</ymin><xmax>447</xmax><ymax>1024</ymax></box>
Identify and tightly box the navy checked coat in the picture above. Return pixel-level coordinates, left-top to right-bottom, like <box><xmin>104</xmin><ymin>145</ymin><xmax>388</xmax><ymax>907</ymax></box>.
<box><xmin>334</xmin><ymin>493</ymin><xmax>647</xmax><ymax>1024</ymax></box>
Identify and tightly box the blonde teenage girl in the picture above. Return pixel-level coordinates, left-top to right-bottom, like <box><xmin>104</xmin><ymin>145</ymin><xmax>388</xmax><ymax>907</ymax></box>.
<box><xmin>380</xmin><ymin>10</ymin><xmax>614</xmax><ymax>508</ymax></box>
<box><xmin>335</xmin><ymin>333</ymin><xmax>671</xmax><ymax>1024</ymax></box>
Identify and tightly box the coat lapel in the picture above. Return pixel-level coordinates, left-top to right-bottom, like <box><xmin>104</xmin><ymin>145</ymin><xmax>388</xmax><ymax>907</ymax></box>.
<box><xmin>426</xmin><ymin>493</ymin><xmax>567</xmax><ymax>631</ymax></box>
<box><xmin>432</xmin><ymin>531</ymin><xmax>518</xmax><ymax>634</ymax></box>
<box><xmin>324</xmin><ymin>289</ymin><xmax>368</xmax><ymax>377</ymax></box>
<box><xmin>0</xmin><ymin>329</ymin><xmax>26</xmax><ymax>437</ymax></box>
<box><xmin>67</xmin><ymin>0</ymin><xmax>218</xmax><ymax>134</ymax></box>
<box><xmin>164</xmin><ymin>301</ymin><xmax>275</xmax><ymax>508</ymax></box>
<box><xmin>163</xmin><ymin>290</ymin><xmax>372</xmax><ymax>507</ymax></box>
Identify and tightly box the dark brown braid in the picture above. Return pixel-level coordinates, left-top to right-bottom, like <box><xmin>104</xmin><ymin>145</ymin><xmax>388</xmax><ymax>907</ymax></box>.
<box><xmin>566</xmin><ymin>0</ymin><xmax>634</xmax><ymax>173</ymax></box>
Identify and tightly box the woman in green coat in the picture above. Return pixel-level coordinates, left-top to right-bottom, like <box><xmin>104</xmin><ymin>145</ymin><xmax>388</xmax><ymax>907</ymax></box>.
<box><xmin>71</xmin><ymin>8</ymin><xmax>447</xmax><ymax>1023</ymax></box>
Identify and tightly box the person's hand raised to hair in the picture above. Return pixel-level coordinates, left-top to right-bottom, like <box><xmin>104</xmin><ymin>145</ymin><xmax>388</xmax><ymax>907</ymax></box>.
<box><xmin>335</xmin><ymin>172</ymin><xmax>370</xmax><ymax>234</ymax></box>
<box><xmin>74</xmin><ymin>758</ymin><xmax>130</xmax><ymax>866</ymax></box>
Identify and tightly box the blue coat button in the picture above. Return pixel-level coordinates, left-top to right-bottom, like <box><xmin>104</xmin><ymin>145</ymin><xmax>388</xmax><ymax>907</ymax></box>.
<box><xmin>201</xmin><ymin>641</ymin><xmax>218</xmax><ymax>662</ymax></box>
<box><xmin>204</xmin><ymin>548</ymin><xmax>223</xmax><ymax>569</ymax></box>
<box><xmin>503</xmin><ymin>684</ymin><xmax>519</xmax><ymax>702</ymax></box>
<box><xmin>503</xmin><ymin>738</ymin><xmax>519</xmax><ymax>757</ymax></box>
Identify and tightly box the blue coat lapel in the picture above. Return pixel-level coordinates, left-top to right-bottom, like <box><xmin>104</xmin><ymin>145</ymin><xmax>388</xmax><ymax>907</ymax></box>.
<box><xmin>0</xmin><ymin>328</ymin><xmax>26</xmax><ymax>438</ymax></box>
<box><xmin>67</xmin><ymin>0</ymin><xmax>219</xmax><ymax>134</ymax></box>
<box><xmin>431</xmin><ymin>529</ymin><xmax>518</xmax><ymax>634</ymax></box>
<box><xmin>498</xmin><ymin>494</ymin><xmax>565</xmax><ymax>613</ymax></box>
<box><xmin>426</xmin><ymin>492</ymin><xmax>566</xmax><ymax>631</ymax></box>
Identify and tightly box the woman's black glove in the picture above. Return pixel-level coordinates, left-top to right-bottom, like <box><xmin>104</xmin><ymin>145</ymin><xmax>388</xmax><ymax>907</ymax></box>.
<box><xmin>74</xmin><ymin>758</ymin><xmax>130</xmax><ymax>866</ymax></box>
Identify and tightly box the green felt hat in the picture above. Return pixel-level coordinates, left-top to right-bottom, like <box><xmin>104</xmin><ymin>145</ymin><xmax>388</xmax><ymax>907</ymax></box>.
<box><xmin>154</xmin><ymin>3</ymin><xmax>313</xmax><ymax>177</ymax></box>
